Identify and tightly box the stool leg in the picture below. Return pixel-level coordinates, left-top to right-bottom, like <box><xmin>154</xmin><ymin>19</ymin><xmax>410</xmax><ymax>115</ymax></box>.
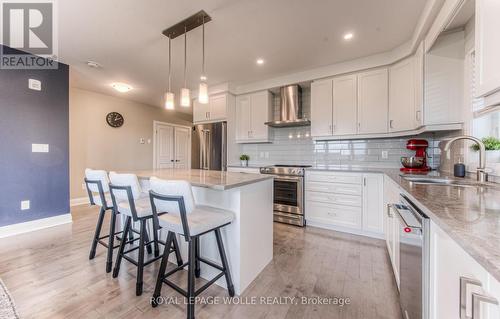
<box><xmin>194</xmin><ymin>237</ymin><xmax>201</xmax><ymax>278</ymax></box>
<box><xmin>106</xmin><ymin>208</ymin><xmax>117</xmax><ymax>273</ymax></box>
<box><xmin>172</xmin><ymin>234</ymin><xmax>183</xmax><ymax>266</ymax></box>
<box><xmin>89</xmin><ymin>207</ymin><xmax>106</xmax><ymax>260</ymax></box>
<box><xmin>144</xmin><ymin>222</ymin><xmax>153</xmax><ymax>255</ymax></box>
<box><xmin>152</xmin><ymin>231</ymin><xmax>174</xmax><ymax>307</ymax></box>
<box><xmin>187</xmin><ymin>239</ymin><xmax>196</xmax><ymax>319</ymax></box>
<box><xmin>152</xmin><ymin>216</ymin><xmax>160</xmax><ymax>257</ymax></box>
<box><xmin>113</xmin><ymin>216</ymin><xmax>131</xmax><ymax>278</ymax></box>
<box><xmin>136</xmin><ymin>219</ymin><xmax>146</xmax><ymax>296</ymax></box>
<box><xmin>215</xmin><ymin>229</ymin><xmax>235</xmax><ymax>297</ymax></box>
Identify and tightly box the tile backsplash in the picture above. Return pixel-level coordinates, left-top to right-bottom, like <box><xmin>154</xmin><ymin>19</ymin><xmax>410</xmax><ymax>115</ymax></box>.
<box><xmin>237</xmin><ymin>126</ymin><xmax>443</xmax><ymax>169</ymax></box>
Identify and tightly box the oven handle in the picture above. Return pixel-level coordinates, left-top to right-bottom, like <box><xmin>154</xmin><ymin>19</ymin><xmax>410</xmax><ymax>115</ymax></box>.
<box><xmin>271</xmin><ymin>175</ymin><xmax>302</xmax><ymax>182</ymax></box>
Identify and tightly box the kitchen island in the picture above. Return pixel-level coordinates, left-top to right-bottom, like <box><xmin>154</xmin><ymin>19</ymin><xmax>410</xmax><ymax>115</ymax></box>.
<box><xmin>123</xmin><ymin>169</ymin><xmax>274</xmax><ymax>295</ymax></box>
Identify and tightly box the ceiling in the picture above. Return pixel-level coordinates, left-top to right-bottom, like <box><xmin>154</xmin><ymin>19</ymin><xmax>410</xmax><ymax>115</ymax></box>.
<box><xmin>60</xmin><ymin>0</ymin><xmax>428</xmax><ymax>114</ymax></box>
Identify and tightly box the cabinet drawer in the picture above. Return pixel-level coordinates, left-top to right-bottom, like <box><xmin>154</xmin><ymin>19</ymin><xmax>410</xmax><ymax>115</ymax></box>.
<box><xmin>306</xmin><ymin>191</ymin><xmax>362</xmax><ymax>207</ymax></box>
<box><xmin>306</xmin><ymin>182</ymin><xmax>362</xmax><ymax>196</ymax></box>
<box><xmin>307</xmin><ymin>201</ymin><xmax>361</xmax><ymax>229</ymax></box>
<box><xmin>307</xmin><ymin>171</ymin><xmax>362</xmax><ymax>184</ymax></box>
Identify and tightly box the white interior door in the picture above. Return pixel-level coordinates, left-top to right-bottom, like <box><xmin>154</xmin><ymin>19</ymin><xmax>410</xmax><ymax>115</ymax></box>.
<box><xmin>174</xmin><ymin>127</ymin><xmax>191</xmax><ymax>169</ymax></box>
<box><xmin>155</xmin><ymin>124</ymin><xmax>174</xmax><ymax>168</ymax></box>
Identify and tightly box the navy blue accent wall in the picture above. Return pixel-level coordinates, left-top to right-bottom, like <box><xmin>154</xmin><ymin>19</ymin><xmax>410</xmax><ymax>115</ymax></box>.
<box><xmin>0</xmin><ymin>45</ymin><xmax>69</xmax><ymax>227</ymax></box>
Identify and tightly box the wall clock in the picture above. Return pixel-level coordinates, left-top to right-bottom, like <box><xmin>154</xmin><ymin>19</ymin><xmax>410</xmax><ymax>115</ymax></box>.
<box><xmin>106</xmin><ymin>112</ymin><xmax>124</xmax><ymax>128</ymax></box>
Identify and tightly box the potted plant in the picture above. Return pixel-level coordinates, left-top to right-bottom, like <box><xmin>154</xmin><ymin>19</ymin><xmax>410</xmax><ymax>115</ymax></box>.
<box><xmin>471</xmin><ymin>136</ymin><xmax>500</xmax><ymax>162</ymax></box>
<box><xmin>240</xmin><ymin>154</ymin><xmax>250</xmax><ymax>167</ymax></box>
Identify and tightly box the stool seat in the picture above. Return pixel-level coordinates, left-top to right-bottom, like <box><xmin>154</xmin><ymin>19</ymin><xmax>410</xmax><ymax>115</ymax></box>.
<box><xmin>116</xmin><ymin>193</ymin><xmax>152</xmax><ymax>218</ymax></box>
<box><xmin>158</xmin><ymin>206</ymin><xmax>234</xmax><ymax>236</ymax></box>
<box><xmin>92</xmin><ymin>192</ymin><xmax>113</xmax><ymax>208</ymax></box>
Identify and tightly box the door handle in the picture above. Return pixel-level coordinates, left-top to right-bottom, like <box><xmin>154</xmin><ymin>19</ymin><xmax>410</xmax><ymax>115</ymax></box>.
<box><xmin>472</xmin><ymin>292</ymin><xmax>499</xmax><ymax>319</ymax></box>
<box><xmin>460</xmin><ymin>276</ymin><xmax>483</xmax><ymax>319</ymax></box>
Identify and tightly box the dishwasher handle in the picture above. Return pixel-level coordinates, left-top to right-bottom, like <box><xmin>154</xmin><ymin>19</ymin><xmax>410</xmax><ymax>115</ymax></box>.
<box><xmin>391</xmin><ymin>203</ymin><xmax>422</xmax><ymax>232</ymax></box>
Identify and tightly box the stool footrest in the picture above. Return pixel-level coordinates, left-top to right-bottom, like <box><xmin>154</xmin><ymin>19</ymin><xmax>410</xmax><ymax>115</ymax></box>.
<box><xmin>198</xmin><ymin>257</ymin><xmax>224</xmax><ymax>271</ymax></box>
<box><xmin>163</xmin><ymin>279</ymin><xmax>188</xmax><ymax>297</ymax></box>
<box><xmin>195</xmin><ymin>271</ymin><xmax>225</xmax><ymax>296</ymax></box>
<box><xmin>122</xmin><ymin>253</ymin><xmax>163</xmax><ymax>267</ymax></box>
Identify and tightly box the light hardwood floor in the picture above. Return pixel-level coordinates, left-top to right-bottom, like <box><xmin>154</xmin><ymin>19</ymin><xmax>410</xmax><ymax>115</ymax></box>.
<box><xmin>0</xmin><ymin>205</ymin><xmax>402</xmax><ymax>319</ymax></box>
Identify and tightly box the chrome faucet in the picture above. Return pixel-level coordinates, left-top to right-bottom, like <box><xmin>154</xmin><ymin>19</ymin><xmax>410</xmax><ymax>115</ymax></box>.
<box><xmin>444</xmin><ymin>135</ymin><xmax>488</xmax><ymax>182</ymax></box>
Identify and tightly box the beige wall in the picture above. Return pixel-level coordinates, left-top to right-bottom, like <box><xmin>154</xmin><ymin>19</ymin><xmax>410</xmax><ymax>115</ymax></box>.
<box><xmin>70</xmin><ymin>88</ymin><xmax>192</xmax><ymax>199</ymax></box>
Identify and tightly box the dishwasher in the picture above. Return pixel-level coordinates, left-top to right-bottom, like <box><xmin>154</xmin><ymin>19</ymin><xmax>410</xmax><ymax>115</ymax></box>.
<box><xmin>391</xmin><ymin>195</ymin><xmax>430</xmax><ymax>319</ymax></box>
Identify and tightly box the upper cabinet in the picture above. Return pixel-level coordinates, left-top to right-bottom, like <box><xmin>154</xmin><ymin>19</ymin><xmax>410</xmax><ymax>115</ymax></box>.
<box><xmin>357</xmin><ymin>68</ymin><xmax>389</xmax><ymax>134</ymax></box>
<box><xmin>193</xmin><ymin>93</ymin><xmax>230</xmax><ymax>123</ymax></box>
<box><xmin>310</xmin><ymin>79</ymin><xmax>333</xmax><ymax>137</ymax></box>
<box><xmin>333</xmin><ymin>75</ymin><xmax>358</xmax><ymax>135</ymax></box>
<box><xmin>235</xmin><ymin>90</ymin><xmax>272</xmax><ymax>143</ymax></box>
<box><xmin>475</xmin><ymin>0</ymin><xmax>500</xmax><ymax>104</ymax></box>
<box><xmin>389</xmin><ymin>57</ymin><xmax>416</xmax><ymax>132</ymax></box>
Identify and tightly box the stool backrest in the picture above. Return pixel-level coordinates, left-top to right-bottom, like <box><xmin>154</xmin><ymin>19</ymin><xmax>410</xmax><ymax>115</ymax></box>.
<box><xmin>149</xmin><ymin>177</ymin><xmax>195</xmax><ymax>214</ymax></box>
<box><xmin>84</xmin><ymin>168</ymin><xmax>110</xmax><ymax>208</ymax></box>
<box><xmin>108</xmin><ymin>172</ymin><xmax>142</xmax><ymax>201</ymax></box>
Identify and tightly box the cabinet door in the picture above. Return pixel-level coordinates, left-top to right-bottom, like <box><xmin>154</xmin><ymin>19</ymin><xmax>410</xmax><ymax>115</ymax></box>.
<box><xmin>357</xmin><ymin>69</ymin><xmax>389</xmax><ymax>134</ymax></box>
<box><xmin>475</xmin><ymin>0</ymin><xmax>500</xmax><ymax>98</ymax></box>
<box><xmin>430</xmin><ymin>221</ymin><xmax>488</xmax><ymax>319</ymax></box>
<box><xmin>414</xmin><ymin>41</ymin><xmax>424</xmax><ymax>127</ymax></box>
<box><xmin>193</xmin><ymin>99</ymin><xmax>210</xmax><ymax>123</ymax></box>
<box><xmin>209</xmin><ymin>93</ymin><xmax>227</xmax><ymax>121</ymax></box>
<box><xmin>174</xmin><ymin>127</ymin><xmax>190</xmax><ymax>169</ymax></box>
<box><xmin>310</xmin><ymin>79</ymin><xmax>333</xmax><ymax>137</ymax></box>
<box><xmin>249</xmin><ymin>91</ymin><xmax>271</xmax><ymax>140</ymax></box>
<box><xmin>389</xmin><ymin>57</ymin><xmax>416</xmax><ymax>132</ymax></box>
<box><xmin>235</xmin><ymin>95</ymin><xmax>252</xmax><ymax>141</ymax></box>
<box><xmin>333</xmin><ymin>75</ymin><xmax>357</xmax><ymax>135</ymax></box>
<box><xmin>362</xmin><ymin>174</ymin><xmax>384</xmax><ymax>234</ymax></box>
<box><xmin>155</xmin><ymin>124</ymin><xmax>174</xmax><ymax>168</ymax></box>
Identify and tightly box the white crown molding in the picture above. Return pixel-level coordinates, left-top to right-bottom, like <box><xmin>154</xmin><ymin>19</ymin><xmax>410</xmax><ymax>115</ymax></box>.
<box><xmin>0</xmin><ymin>214</ymin><xmax>73</xmax><ymax>239</ymax></box>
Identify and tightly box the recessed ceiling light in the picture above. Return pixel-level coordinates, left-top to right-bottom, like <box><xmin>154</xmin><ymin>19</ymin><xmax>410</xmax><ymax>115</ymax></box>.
<box><xmin>86</xmin><ymin>60</ymin><xmax>101</xmax><ymax>68</ymax></box>
<box><xmin>256</xmin><ymin>58</ymin><xmax>264</xmax><ymax>65</ymax></box>
<box><xmin>111</xmin><ymin>82</ymin><xmax>133</xmax><ymax>93</ymax></box>
<box><xmin>343</xmin><ymin>33</ymin><xmax>354</xmax><ymax>40</ymax></box>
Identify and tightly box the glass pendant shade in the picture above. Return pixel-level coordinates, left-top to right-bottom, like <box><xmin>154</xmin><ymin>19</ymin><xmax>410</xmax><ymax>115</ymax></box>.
<box><xmin>164</xmin><ymin>92</ymin><xmax>174</xmax><ymax>110</ymax></box>
<box><xmin>180</xmin><ymin>88</ymin><xmax>191</xmax><ymax>107</ymax></box>
<box><xmin>198</xmin><ymin>82</ymin><xmax>208</xmax><ymax>104</ymax></box>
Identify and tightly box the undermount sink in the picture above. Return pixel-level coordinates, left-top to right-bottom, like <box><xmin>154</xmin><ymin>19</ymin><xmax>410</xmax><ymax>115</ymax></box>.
<box><xmin>401</xmin><ymin>176</ymin><xmax>486</xmax><ymax>187</ymax></box>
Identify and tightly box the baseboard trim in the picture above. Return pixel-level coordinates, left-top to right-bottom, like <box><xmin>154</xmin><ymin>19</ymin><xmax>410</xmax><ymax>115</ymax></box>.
<box><xmin>70</xmin><ymin>197</ymin><xmax>89</xmax><ymax>207</ymax></box>
<box><xmin>306</xmin><ymin>219</ymin><xmax>384</xmax><ymax>240</ymax></box>
<box><xmin>0</xmin><ymin>214</ymin><xmax>73</xmax><ymax>239</ymax></box>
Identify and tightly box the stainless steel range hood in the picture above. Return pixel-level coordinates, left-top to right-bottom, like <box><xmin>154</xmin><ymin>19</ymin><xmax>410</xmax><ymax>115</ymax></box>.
<box><xmin>265</xmin><ymin>85</ymin><xmax>310</xmax><ymax>128</ymax></box>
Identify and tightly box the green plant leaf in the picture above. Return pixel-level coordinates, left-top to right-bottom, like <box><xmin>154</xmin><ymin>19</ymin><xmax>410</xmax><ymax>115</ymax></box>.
<box><xmin>470</xmin><ymin>136</ymin><xmax>500</xmax><ymax>151</ymax></box>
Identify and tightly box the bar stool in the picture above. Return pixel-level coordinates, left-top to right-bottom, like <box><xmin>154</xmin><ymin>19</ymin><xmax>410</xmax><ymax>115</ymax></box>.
<box><xmin>109</xmin><ymin>172</ymin><xmax>183</xmax><ymax>296</ymax></box>
<box><xmin>148</xmin><ymin>177</ymin><xmax>235</xmax><ymax>319</ymax></box>
<box><xmin>85</xmin><ymin>168</ymin><xmax>128</xmax><ymax>273</ymax></box>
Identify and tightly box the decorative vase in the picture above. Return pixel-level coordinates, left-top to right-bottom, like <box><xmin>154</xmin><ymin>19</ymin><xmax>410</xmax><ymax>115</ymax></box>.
<box><xmin>241</xmin><ymin>160</ymin><xmax>248</xmax><ymax>167</ymax></box>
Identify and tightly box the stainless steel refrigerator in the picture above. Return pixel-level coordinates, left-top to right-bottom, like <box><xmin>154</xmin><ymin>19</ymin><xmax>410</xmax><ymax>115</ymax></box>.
<box><xmin>191</xmin><ymin>122</ymin><xmax>227</xmax><ymax>171</ymax></box>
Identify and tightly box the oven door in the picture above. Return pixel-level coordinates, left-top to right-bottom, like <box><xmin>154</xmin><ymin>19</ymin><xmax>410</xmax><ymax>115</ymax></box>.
<box><xmin>273</xmin><ymin>176</ymin><xmax>303</xmax><ymax>215</ymax></box>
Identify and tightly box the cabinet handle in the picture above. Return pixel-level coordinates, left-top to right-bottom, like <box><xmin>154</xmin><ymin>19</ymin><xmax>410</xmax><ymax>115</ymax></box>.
<box><xmin>387</xmin><ymin>204</ymin><xmax>393</xmax><ymax>217</ymax></box>
<box><xmin>389</xmin><ymin>120</ymin><xmax>394</xmax><ymax>129</ymax></box>
<box><xmin>472</xmin><ymin>292</ymin><xmax>499</xmax><ymax>319</ymax></box>
<box><xmin>329</xmin><ymin>124</ymin><xmax>332</xmax><ymax>133</ymax></box>
<box><xmin>333</xmin><ymin>124</ymin><xmax>336</xmax><ymax>133</ymax></box>
<box><xmin>363</xmin><ymin>177</ymin><xmax>366</xmax><ymax>186</ymax></box>
<box><xmin>460</xmin><ymin>276</ymin><xmax>483</xmax><ymax>319</ymax></box>
<box><xmin>416</xmin><ymin>110</ymin><xmax>421</xmax><ymax>121</ymax></box>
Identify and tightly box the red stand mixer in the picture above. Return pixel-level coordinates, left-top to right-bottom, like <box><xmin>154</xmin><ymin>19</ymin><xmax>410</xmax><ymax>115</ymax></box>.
<box><xmin>400</xmin><ymin>139</ymin><xmax>430</xmax><ymax>172</ymax></box>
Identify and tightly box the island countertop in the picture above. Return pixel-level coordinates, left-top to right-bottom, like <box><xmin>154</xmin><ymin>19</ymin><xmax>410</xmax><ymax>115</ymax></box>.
<box><xmin>122</xmin><ymin>168</ymin><xmax>272</xmax><ymax>191</ymax></box>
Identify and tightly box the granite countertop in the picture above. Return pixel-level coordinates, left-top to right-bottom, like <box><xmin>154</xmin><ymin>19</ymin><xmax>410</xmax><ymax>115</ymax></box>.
<box><xmin>308</xmin><ymin>165</ymin><xmax>500</xmax><ymax>281</ymax></box>
<box><xmin>124</xmin><ymin>169</ymin><xmax>272</xmax><ymax>191</ymax></box>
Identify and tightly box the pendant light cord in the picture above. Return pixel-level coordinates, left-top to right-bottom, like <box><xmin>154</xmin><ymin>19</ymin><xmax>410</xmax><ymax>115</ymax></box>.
<box><xmin>168</xmin><ymin>37</ymin><xmax>172</xmax><ymax>92</ymax></box>
<box><xmin>202</xmin><ymin>15</ymin><xmax>205</xmax><ymax>77</ymax></box>
<box><xmin>184</xmin><ymin>25</ymin><xmax>187</xmax><ymax>88</ymax></box>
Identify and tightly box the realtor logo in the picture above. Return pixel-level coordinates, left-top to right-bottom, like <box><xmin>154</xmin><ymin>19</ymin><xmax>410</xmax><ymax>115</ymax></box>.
<box><xmin>0</xmin><ymin>0</ymin><xmax>58</xmax><ymax>69</ymax></box>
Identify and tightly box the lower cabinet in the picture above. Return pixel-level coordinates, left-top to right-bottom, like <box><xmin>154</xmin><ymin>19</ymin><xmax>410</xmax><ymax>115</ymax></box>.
<box><xmin>430</xmin><ymin>221</ymin><xmax>500</xmax><ymax>319</ymax></box>
<box><xmin>384</xmin><ymin>176</ymin><xmax>401</xmax><ymax>289</ymax></box>
<box><xmin>305</xmin><ymin>171</ymin><xmax>383</xmax><ymax>238</ymax></box>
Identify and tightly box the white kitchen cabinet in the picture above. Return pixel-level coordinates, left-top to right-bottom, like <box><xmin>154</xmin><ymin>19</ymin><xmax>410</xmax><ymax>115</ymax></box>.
<box><xmin>384</xmin><ymin>176</ymin><xmax>401</xmax><ymax>288</ymax></box>
<box><xmin>333</xmin><ymin>75</ymin><xmax>358</xmax><ymax>135</ymax></box>
<box><xmin>193</xmin><ymin>93</ymin><xmax>230</xmax><ymax>123</ymax></box>
<box><xmin>311</xmin><ymin>79</ymin><xmax>333</xmax><ymax>137</ymax></box>
<box><xmin>389</xmin><ymin>57</ymin><xmax>416</xmax><ymax>132</ymax></box>
<box><xmin>475</xmin><ymin>0</ymin><xmax>500</xmax><ymax>101</ymax></box>
<box><xmin>414</xmin><ymin>41</ymin><xmax>424</xmax><ymax>128</ymax></box>
<box><xmin>357</xmin><ymin>68</ymin><xmax>389</xmax><ymax>134</ymax></box>
<box><xmin>362</xmin><ymin>174</ymin><xmax>384</xmax><ymax>234</ymax></box>
<box><xmin>235</xmin><ymin>90</ymin><xmax>272</xmax><ymax>143</ymax></box>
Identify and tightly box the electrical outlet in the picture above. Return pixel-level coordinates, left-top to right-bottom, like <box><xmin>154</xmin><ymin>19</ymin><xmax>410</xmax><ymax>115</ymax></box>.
<box><xmin>21</xmin><ymin>200</ymin><xmax>30</xmax><ymax>210</ymax></box>
<box><xmin>32</xmin><ymin>143</ymin><xmax>49</xmax><ymax>153</ymax></box>
<box><xmin>29</xmin><ymin>79</ymin><xmax>41</xmax><ymax>91</ymax></box>
<box><xmin>381</xmin><ymin>151</ymin><xmax>388</xmax><ymax>159</ymax></box>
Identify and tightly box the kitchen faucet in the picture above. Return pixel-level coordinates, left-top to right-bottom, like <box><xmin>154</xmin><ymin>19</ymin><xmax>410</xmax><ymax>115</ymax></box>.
<box><xmin>444</xmin><ymin>135</ymin><xmax>488</xmax><ymax>182</ymax></box>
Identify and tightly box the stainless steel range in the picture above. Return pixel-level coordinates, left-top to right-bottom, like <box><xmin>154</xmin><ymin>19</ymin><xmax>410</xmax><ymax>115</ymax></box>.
<box><xmin>260</xmin><ymin>165</ymin><xmax>311</xmax><ymax>227</ymax></box>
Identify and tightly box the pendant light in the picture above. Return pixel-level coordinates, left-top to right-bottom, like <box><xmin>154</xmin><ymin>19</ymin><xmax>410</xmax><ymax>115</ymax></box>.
<box><xmin>164</xmin><ymin>37</ymin><xmax>175</xmax><ymax>110</ymax></box>
<box><xmin>180</xmin><ymin>25</ymin><xmax>191</xmax><ymax>107</ymax></box>
<box><xmin>198</xmin><ymin>15</ymin><xmax>209</xmax><ymax>104</ymax></box>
